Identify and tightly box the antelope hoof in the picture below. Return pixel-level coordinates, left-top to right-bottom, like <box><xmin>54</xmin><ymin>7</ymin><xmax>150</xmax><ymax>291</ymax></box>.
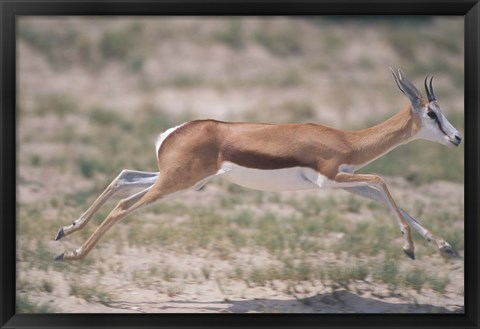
<box><xmin>440</xmin><ymin>245</ymin><xmax>460</xmax><ymax>258</ymax></box>
<box><xmin>54</xmin><ymin>227</ymin><xmax>65</xmax><ymax>241</ymax></box>
<box><xmin>403</xmin><ymin>248</ymin><xmax>415</xmax><ymax>260</ymax></box>
<box><xmin>53</xmin><ymin>252</ymin><xmax>64</xmax><ymax>261</ymax></box>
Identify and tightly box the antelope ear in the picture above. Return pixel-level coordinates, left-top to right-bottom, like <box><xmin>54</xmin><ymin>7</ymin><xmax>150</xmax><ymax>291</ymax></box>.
<box><xmin>389</xmin><ymin>67</ymin><xmax>424</xmax><ymax>108</ymax></box>
<box><xmin>389</xmin><ymin>67</ymin><xmax>407</xmax><ymax>95</ymax></box>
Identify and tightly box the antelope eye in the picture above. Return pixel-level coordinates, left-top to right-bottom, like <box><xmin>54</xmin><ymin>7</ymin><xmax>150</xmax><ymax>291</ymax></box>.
<box><xmin>427</xmin><ymin>111</ymin><xmax>437</xmax><ymax>120</ymax></box>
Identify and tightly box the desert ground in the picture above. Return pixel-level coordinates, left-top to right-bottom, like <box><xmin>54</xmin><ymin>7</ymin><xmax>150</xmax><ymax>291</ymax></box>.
<box><xmin>16</xmin><ymin>17</ymin><xmax>464</xmax><ymax>313</ymax></box>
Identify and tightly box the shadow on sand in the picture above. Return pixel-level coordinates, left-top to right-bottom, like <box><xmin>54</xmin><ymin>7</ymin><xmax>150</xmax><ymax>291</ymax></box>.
<box><xmin>169</xmin><ymin>290</ymin><xmax>463</xmax><ymax>313</ymax></box>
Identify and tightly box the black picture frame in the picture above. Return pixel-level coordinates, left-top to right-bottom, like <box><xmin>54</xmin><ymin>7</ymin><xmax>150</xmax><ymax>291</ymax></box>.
<box><xmin>1</xmin><ymin>1</ymin><xmax>479</xmax><ymax>328</ymax></box>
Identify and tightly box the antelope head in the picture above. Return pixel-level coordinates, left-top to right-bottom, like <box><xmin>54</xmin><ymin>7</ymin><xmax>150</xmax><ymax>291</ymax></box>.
<box><xmin>389</xmin><ymin>67</ymin><xmax>462</xmax><ymax>147</ymax></box>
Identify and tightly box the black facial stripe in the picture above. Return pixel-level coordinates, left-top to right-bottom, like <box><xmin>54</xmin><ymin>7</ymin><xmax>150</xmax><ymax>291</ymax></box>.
<box><xmin>435</xmin><ymin>117</ymin><xmax>448</xmax><ymax>137</ymax></box>
<box><xmin>428</xmin><ymin>108</ymin><xmax>448</xmax><ymax>137</ymax></box>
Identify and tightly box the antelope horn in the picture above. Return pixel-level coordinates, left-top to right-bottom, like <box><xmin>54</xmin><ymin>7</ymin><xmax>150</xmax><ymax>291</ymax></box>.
<box><xmin>424</xmin><ymin>76</ymin><xmax>434</xmax><ymax>101</ymax></box>
<box><xmin>429</xmin><ymin>75</ymin><xmax>436</xmax><ymax>101</ymax></box>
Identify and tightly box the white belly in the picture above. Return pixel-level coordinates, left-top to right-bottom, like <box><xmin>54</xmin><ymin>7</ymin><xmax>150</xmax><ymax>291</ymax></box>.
<box><xmin>218</xmin><ymin>161</ymin><xmax>328</xmax><ymax>192</ymax></box>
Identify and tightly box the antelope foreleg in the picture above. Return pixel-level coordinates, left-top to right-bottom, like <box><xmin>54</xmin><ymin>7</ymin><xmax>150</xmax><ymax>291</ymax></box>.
<box><xmin>334</xmin><ymin>172</ymin><xmax>415</xmax><ymax>260</ymax></box>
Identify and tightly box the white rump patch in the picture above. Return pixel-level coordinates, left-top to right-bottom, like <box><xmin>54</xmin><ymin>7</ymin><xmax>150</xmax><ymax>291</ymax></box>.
<box><xmin>155</xmin><ymin>122</ymin><xmax>188</xmax><ymax>157</ymax></box>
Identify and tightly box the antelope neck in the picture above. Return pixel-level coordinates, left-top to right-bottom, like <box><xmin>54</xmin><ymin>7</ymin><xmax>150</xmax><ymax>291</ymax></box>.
<box><xmin>348</xmin><ymin>104</ymin><xmax>420</xmax><ymax>166</ymax></box>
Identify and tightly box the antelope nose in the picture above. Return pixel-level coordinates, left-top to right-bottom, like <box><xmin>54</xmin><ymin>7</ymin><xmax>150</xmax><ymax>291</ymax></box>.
<box><xmin>451</xmin><ymin>135</ymin><xmax>462</xmax><ymax>146</ymax></box>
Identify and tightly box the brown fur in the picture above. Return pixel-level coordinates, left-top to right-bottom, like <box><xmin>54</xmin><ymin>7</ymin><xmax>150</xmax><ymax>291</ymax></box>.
<box><xmin>157</xmin><ymin>104</ymin><xmax>420</xmax><ymax>180</ymax></box>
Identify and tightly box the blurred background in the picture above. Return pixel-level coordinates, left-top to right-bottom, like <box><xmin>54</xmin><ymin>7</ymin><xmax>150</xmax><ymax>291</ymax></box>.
<box><xmin>17</xmin><ymin>17</ymin><xmax>464</xmax><ymax>313</ymax></box>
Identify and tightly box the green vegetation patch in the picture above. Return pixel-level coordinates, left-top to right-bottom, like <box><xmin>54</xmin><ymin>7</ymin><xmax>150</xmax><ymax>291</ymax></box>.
<box><xmin>16</xmin><ymin>295</ymin><xmax>55</xmax><ymax>313</ymax></box>
<box><xmin>254</xmin><ymin>28</ymin><xmax>303</xmax><ymax>57</ymax></box>
<box><xmin>34</xmin><ymin>93</ymin><xmax>78</xmax><ymax>118</ymax></box>
<box><xmin>213</xmin><ymin>19</ymin><xmax>245</xmax><ymax>50</ymax></box>
<box><xmin>100</xmin><ymin>22</ymin><xmax>144</xmax><ymax>61</ymax></box>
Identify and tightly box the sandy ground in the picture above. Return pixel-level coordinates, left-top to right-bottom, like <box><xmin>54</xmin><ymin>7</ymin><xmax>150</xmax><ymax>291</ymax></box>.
<box><xmin>18</xmin><ymin>246</ymin><xmax>465</xmax><ymax>313</ymax></box>
<box><xmin>17</xmin><ymin>179</ymin><xmax>464</xmax><ymax>313</ymax></box>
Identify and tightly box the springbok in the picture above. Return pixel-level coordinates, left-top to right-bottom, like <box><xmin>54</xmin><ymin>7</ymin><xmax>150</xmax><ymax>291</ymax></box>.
<box><xmin>54</xmin><ymin>68</ymin><xmax>462</xmax><ymax>261</ymax></box>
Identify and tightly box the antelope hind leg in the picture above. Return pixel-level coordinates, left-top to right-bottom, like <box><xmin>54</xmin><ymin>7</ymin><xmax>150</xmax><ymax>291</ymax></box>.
<box><xmin>55</xmin><ymin>170</ymin><xmax>159</xmax><ymax>241</ymax></box>
<box><xmin>342</xmin><ymin>185</ymin><xmax>459</xmax><ymax>258</ymax></box>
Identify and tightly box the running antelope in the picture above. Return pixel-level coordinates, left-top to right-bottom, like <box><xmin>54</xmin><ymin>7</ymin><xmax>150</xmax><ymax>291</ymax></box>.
<box><xmin>54</xmin><ymin>68</ymin><xmax>462</xmax><ymax>261</ymax></box>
